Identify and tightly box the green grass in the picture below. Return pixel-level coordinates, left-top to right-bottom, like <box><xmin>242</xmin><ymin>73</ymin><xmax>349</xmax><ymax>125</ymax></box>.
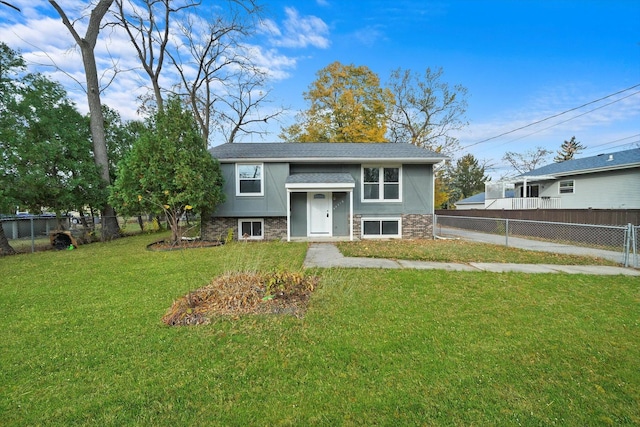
<box><xmin>338</xmin><ymin>238</ymin><xmax>621</xmax><ymax>265</ymax></box>
<box><xmin>1</xmin><ymin>234</ymin><xmax>638</xmax><ymax>425</ymax></box>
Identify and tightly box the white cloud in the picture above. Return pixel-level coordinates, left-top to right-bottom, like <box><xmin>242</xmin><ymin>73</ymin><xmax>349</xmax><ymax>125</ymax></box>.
<box><xmin>351</xmin><ymin>25</ymin><xmax>385</xmax><ymax>47</ymax></box>
<box><xmin>268</xmin><ymin>7</ymin><xmax>330</xmax><ymax>49</ymax></box>
<box><xmin>1</xmin><ymin>1</ymin><xmax>329</xmax><ymax>124</ymax></box>
<box><xmin>453</xmin><ymin>84</ymin><xmax>640</xmax><ymax>174</ymax></box>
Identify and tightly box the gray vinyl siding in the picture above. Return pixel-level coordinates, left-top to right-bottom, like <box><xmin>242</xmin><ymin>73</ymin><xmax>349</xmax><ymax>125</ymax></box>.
<box><xmin>290</xmin><ymin>193</ymin><xmax>307</xmax><ymax>237</ymax></box>
<box><xmin>214</xmin><ymin>162</ymin><xmax>435</xmax><ymax>217</ymax></box>
<box><xmin>546</xmin><ymin>169</ymin><xmax>640</xmax><ymax>209</ymax></box>
<box><xmin>355</xmin><ymin>163</ymin><xmax>433</xmax><ymax>215</ymax></box>
<box><xmin>214</xmin><ymin>163</ymin><xmax>289</xmax><ymax>216</ymax></box>
<box><xmin>290</xmin><ymin>163</ymin><xmax>434</xmax><ymax>215</ymax></box>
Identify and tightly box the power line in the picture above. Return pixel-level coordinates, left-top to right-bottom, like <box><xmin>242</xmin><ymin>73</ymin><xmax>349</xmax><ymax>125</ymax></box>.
<box><xmin>582</xmin><ymin>133</ymin><xmax>640</xmax><ymax>153</ymax></box>
<box><xmin>462</xmin><ymin>83</ymin><xmax>640</xmax><ymax>149</ymax></box>
<box><xmin>491</xmin><ymin>90</ymin><xmax>640</xmax><ymax>147</ymax></box>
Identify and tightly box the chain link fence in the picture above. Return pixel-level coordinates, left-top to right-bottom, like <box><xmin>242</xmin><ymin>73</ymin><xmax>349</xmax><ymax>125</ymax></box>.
<box><xmin>434</xmin><ymin>214</ymin><xmax>638</xmax><ymax>267</ymax></box>
<box><xmin>2</xmin><ymin>215</ymin><xmax>169</xmax><ymax>254</ymax></box>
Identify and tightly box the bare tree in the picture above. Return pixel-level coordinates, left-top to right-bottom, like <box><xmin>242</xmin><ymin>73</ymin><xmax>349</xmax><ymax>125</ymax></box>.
<box><xmin>386</xmin><ymin>67</ymin><xmax>468</xmax><ymax>158</ymax></box>
<box><xmin>113</xmin><ymin>0</ymin><xmax>281</xmax><ymax>145</ymax></box>
<box><xmin>168</xmin><ymin>7</ymin><xmax>250</xmax><ymax>142</ymax></box>
<box><xmin>503</xmin><ymin>147</ymin><xmax>553</xmax><ymax>175</ymax></box>
<box><xmin>1</xmin><ymin>1</ymin><xmax>20</xmax><ymax>11</ymax></box>
<box><xmin>213</xmin><ymin>67</ymin><xmax>285</xmax><ymax>144</ymax></box>
<box><xmin>112</xmin><ymin>0</ymin><xmax>198</xmax><ymax>112</ymax></box>
<box><xmin>168</xmin><ymin>1</ymin><xmax>284</xmax><ymax>144</ymax></box>
<box><xmin>50</xmin><ymin>0</ymin><xmax>120</xmax><ymax>239</ymax></box>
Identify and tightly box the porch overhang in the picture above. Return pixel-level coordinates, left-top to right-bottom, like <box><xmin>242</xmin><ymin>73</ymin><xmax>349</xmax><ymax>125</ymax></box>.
<box><xmin>285</xmin><ymin>173</ymin><xmax>356</xmax><ymax>191</ymax></box>
<box><xmin>285</xmin><ymin>173</ymin><xmax>355</xmax><ymax>242</ymax></box>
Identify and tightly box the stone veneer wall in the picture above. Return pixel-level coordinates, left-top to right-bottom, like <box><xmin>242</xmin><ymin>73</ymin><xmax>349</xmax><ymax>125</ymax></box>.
<box><xmin>401</xmin><ymin>213</ymin><xmax>433</xmax><ymax>239</ymax></box>
<box><xmin>202</xmin><ymin>217</ymin><xmax>287</xmax><ymax>241</ymax></box>
<box><xmin>352</xmin><ymin>213</ymin><xmax>433</xmax><ymax>239</ymax></box>
<box><xmin>203</xmin><ymin>214</ymin><xmax>433</xmax><ymax>241</ymax></box>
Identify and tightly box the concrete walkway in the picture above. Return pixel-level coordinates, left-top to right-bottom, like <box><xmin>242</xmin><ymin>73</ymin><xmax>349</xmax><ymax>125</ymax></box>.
<box><xmin>436</xmin><ymin>226</ymin><xmax>629</xmax><ymax>264</ymax></box>
<box><xmin>303</xmin><ymin>243</ymin><xmax>640</xmax><ymax>276</ymax></box>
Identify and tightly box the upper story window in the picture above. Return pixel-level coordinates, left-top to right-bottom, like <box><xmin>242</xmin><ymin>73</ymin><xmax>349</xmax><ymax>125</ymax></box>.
<box><xmin>559</xmin><ymin>180</ymin><xmax>574</xmax><ymax>194</ymax></box>
<box><xmin>236</xmin><ymin>163</ymin><xmax>263</xmax><ymax>196</ymax></box>
<box><xmin>362</xmin><ymin>166</ymin><xmax>401</xmax><ymax>202</ymax></box>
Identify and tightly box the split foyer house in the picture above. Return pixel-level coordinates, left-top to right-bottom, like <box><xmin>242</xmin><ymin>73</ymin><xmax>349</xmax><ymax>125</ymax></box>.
<box><xmin>202</xmin><ymin>142</ymin><xmax>447</xmax><ymax>241</ymax></box>
<box><xmin>479</xmin><ymin>148</ymin><xmax>640</xmax><ymax>210</ymax></box>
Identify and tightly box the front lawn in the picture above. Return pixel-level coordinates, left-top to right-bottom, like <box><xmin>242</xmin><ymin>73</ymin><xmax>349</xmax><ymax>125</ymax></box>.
<box><xmin>1</xmin><ymin>234</ymin><xmax>637</xmax><ymax>425</ymax></box>
<box><xmin>338</xmin><ymin>238</ymin><xmax>621</xmax><ymax>265</ymax></box>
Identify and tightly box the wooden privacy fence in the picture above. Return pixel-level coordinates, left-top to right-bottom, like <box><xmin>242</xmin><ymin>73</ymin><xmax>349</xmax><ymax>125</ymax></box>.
<box><xmin>435</xmin><ymin>209</ymin><xmax>640</xmax><ymax>226</ymax></box>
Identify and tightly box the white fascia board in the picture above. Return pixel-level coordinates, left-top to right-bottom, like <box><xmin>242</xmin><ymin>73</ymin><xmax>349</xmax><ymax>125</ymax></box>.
<box><xmin>285</xmin><ymin>182</ymin><xmax>355</xmax><ymax>191</ymax></box>
<box><xmin>220</xmin><ymin>157</ymin><xmax>446</xmax><ymax>164</ymax></box>
<box><xmin>552</xmin><ymin>163</ymin><xmax>640</xmax><ymax>177</ymax></box>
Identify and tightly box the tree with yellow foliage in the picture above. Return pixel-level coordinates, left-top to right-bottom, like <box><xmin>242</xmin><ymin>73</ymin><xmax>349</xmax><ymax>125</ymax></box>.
<box><xmin>280</xmin><ymin>61</ymin><xmax>393</xmax><ymax>142</ymax></box>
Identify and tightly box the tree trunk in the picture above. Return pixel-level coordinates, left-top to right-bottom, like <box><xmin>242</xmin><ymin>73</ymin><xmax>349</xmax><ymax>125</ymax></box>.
<box><xmin>50</xmin><ymin>0</ymin><xmax>120</xmax><ymax>241</ymax></box>
<box><xmin>0</xmin><ymin>223</ymin><xmax>16</xmax><ymax>255</ymax></box>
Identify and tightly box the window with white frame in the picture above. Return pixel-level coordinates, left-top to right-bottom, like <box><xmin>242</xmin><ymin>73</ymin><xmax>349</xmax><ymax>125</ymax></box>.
<box><xmin>362</xmin><ymin>166</ymin><xmax>401</xmax><ymax>201</ymax></box>
<box><xmin>238</xmin><ymin>219</ymin><xmax>263</xmax><ymax>240</ymax></box>
<box><xmin>559</xmin><ymin>180</ymin><xmax>574</xmax><ymax>194</ymax></box>
<box><xmin>236</xmin><ymin>163</ymin><xmax>263</xmax><ymax>196</ymax></box>
<box><xmin>361</xmin><ymin>217</ymin><xmax>402</xmax><ymax>238</ymax></box>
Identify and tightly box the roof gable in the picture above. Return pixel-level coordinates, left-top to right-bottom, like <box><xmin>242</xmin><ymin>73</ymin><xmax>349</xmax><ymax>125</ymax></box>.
<box><xmin>519</xmin><ymin>148</ymin><xmax>640</xmax><ymax>178</ymax></box>
<box><xmin>209</xmin><ymin>142</ymin><xmax>447</xmax><ymax>164</ymax></box>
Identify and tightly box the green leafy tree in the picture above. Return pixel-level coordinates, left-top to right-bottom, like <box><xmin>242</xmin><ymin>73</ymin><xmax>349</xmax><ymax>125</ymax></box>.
<box><xmin>0</xmin><ymin>43</ymin><xmax>25</xmax><ymax>254</ymax></box>
<box><xmin>8</xmin><ymin>74</ymin><xmax>103</xmax><ymax>215</ymax></box>
<box><xmin>109</xmin><ymin>97</ymin><xmax>225</xmax><ymax>243</ymax></box>
<box><xmin>554</xmin><ymin>136</ymin><xmax>585</xmax><ymax>162</ymax></box>
<box><xmin>1</xmin><ymin>43</ymin><xmax>106</xmax><ymax>252</ymax></box>
<box><xmin>449</xmin><ymin>154</ymin><xmax>490</xmax><ymax>202</ymax></box>
<box><xmin>280</xmin><ymin>61</ymin><xmax>393</xmax><ymax>142</ymax></box>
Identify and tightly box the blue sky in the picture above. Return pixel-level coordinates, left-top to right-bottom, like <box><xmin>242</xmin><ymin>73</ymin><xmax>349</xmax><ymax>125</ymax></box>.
<box><xmin>1</xmin><ymin>0</ymin><xmax>639</xmax><ymax>177</ymax></box>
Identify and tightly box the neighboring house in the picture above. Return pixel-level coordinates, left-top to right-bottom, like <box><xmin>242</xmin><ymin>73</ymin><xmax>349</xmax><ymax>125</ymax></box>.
<box><xmin>484</xmin><ymin>148</ymin><xmax>640</xmax><ymax>210</ymax></box>
<box><xmin>454</xmin><ymin>190</ymin><xmax>515</xmax><ymax>209</ymax></box>
<box><xmin>203</xmin><ymin>142</ymin><xmax>447</xmax><ymax>241</ymax></box>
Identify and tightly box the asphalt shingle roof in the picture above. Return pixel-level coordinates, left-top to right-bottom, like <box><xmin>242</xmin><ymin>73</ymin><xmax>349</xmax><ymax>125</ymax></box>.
<box><xmin>285</xmin><ymin>173</ymin><xmax>355</xmax><ymax>185</ymax></box>
<box><xmin>520</xmin><ymin>148</ymin><xmax>640</xmax><ymax>177</ymax></box>
<box><xmin>209</xmin><ymin>142</ymin><xmax>447</xmax><ymax>163</ymax></box>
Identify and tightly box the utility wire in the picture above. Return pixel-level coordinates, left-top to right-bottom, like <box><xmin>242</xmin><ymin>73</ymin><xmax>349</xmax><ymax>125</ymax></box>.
<box><xmin>462</xmin><ymin>83</ymin><xmax>640</xmax><ymax>149</ymax></box>
<box><xmin>582</xmin><ymin>133</ymin><xmax>640</xmax><ymax>153</ymax></box>
<box><xmin>491</xmin><ymin>90</ymin><xmax>640</xmax><ymax>147</ymax></box>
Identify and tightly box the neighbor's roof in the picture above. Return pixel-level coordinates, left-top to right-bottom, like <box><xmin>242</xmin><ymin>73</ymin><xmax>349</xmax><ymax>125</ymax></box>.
<box><xmin>455</xmin><ymin>190</ymin><xmax>515</xmax><ymax>205</ymax></box>
<box><xmin>454</xmin><ymin>192</ymin><xmax>487</xmax><ymax>205</ymax></box>
<box><xmin>518</xmin><ymin>148</ymin><xmax>640</xmax><ymax>179</ymax></box>
<box><xmin>209</xmin><ymin>142</ymin><xmax>447</xmax><ymax>164</ymax></box>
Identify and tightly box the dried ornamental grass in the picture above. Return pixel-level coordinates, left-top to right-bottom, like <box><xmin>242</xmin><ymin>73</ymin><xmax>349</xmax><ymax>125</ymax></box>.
<box><xmin>162</xmin><ymin>271</ymin><xmax>319</xmax><ymax>326</ymax></box>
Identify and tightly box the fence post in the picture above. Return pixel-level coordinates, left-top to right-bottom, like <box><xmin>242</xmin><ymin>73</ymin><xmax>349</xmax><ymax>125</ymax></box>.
<box><xmin>30</xmin><ymin>217</ymin><xmax>35</xmax><ymax>254</ymax></box>
<box><xmin>629</xmin><ymin>224</ymin><xmax>637</xmax><ymax>268</ymax></box>
<box><xmin>623</xmin><ymin>223</ymin><xmax>632</xmax><ymax>267</ymax></box>
<box><xmin>433</xmin><ymin>214</ymin><xmax>437</xmax><ymax>239</ymax></box>
<box><xmin>505</xmin><ymin>218</ymin><xmax>509</xmax><ymax>247</ymax></box>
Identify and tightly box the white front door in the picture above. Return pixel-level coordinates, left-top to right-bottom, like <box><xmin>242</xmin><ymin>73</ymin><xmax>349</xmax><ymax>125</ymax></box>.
<box><xmin>308</xmin><ymin>192</ymin><xmax>332</xmax><ymax>236</ymax></box>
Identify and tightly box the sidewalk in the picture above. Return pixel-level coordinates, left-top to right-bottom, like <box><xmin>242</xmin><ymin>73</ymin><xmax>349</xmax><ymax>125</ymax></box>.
<box><xmin>303</xmin><ymin>243</ymin><xmax>640</xmax><ymax>276</ymax></box>
<box><xmin>436</xmin><ymin>226</ymin><xmax>630</xmax><ymax>265</ymax></box>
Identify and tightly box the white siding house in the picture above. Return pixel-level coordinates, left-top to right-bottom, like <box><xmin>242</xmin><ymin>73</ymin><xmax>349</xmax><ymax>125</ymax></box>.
<box><xmin>483</xmin><ymin>148</ymin><xmax>640</xmax><ymax>210</ymax></box>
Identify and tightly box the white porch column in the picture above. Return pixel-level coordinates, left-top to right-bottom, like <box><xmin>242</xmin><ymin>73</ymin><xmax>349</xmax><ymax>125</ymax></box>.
<box><xmin>286</xmin><ymin>189</ymin><xmax>291</xmax><ymax>242</ymax></box>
